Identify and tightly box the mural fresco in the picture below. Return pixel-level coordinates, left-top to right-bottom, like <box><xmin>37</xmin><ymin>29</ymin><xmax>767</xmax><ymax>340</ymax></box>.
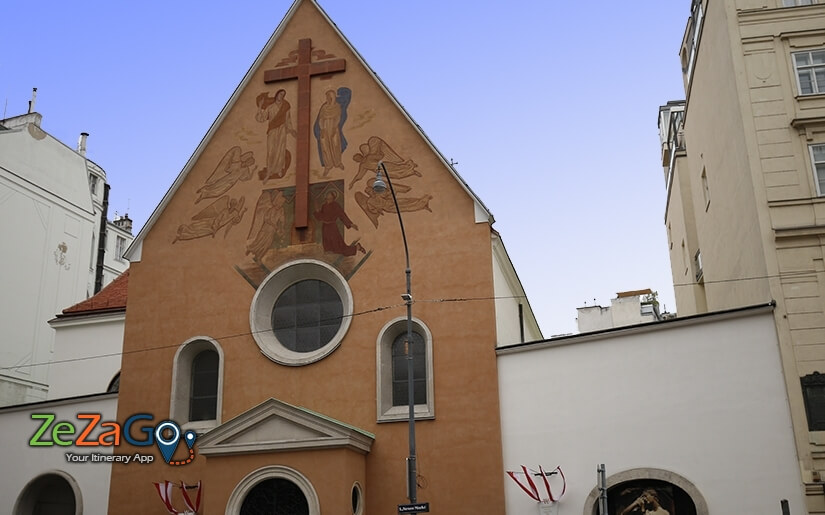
<box><xmin>314</xmin><ymin>188</ymin><xmax>364</xmax><ymax>256</ymax></box>
<box><xmin>173</xmin><ymin>195</ymin><xmax>247</xmax><ymax>243</ymax></box>
<box><xmin>263</xmin><ymin>38</ymin><xmax>346</xmax><ymax>230</ymax></box>
<box><xmin>171</xmin><ymin>38</ymin><xmax>443</xmax><ymax>288</ymax></box>
<box><xmin>234</xmin><ymin>180</ymin><xmax>370</xmax><ymax>288</ymax></box>
<box><xmin>349</xmin><ymin>136</ymin><xmax>421</xmax><ymax>190</ymax></box>
<box><xmin>246</xmin><ymin>188</ymin><xmax>291</xmax><ymax>262</ymax></box>
<box><xmin>256</xmin><ymin>90</ymin><xmax>296</xmax><ymax>182</ymax></box>
<box><xmin>196</xmin><ymin>146</ymin><xmax>256</xmax><ymax>203</ymax></box>
<box><xmin>354</xmin><ymin>181</ymin><xmax>432</xmax><ymax>228</ymax></box>
<box><xmin>314</xmin><ymin>87</ymin><xmax>351</xmax><ymax>176</ymax></box>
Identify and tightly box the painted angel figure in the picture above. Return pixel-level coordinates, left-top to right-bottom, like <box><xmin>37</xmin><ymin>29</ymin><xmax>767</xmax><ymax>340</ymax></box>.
<box><xmin>196</xmin><ymin>146</ymin><xmax>256</xmax><ymax>203</ymax></box>
<box><xmin>349</xmin><ymin>136</ymin><xmax>421</xmax><ymax>189</ymax></box>
<box><xmin>173</xmin><ymin>196</ymin><xmax>247</xmax><ymax>243</ymax></box>
<box><xmin>246</xmin><ymin>189</ymin><xmax>289</xmax><ymax>262</ymax></box>
<box><xmin>313</xmin><ymin>87</ymin><xmax>351</xmax><ymax>175</ymax></box>
<box><xmin>354</xmin><ymin>181</ymin><xmax>432</xmax><ymax>228</ymax></box>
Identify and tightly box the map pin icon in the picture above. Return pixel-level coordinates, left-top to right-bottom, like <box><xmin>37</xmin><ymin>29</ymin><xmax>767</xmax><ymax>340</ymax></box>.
<box><xmin>184</xmin><ymin>430</ymin><xmax>197</xmax><ymax>450</ymax></box>
<box><xmin>154</xmin><ymin>421</ymin><xmax>181</xmax><ymax>464</ymax></box>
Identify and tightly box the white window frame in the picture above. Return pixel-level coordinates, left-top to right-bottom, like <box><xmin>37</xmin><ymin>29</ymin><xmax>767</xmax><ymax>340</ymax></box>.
<box><xmin>88</xmin><ymin>174</ymin><xmax>99</xmax><ymax>195</ymax></box>
<box><xmin>250</xmin><ymin>259</ymin><xmax>353</xmax><ymax>366</ymax></box>
<box><xmin>793</xmin><ymin>49</ymin><xmax>825</xmax><ymax>96</ymax></box>
<box><xmin>376</xmin><ymin>316</ymin><xmax>434</xmax><ymax>423</ymax></box>
<box><xmin>115</xmin><ymin>236</ymin><xmax>126</xmax><ymax>262</ymax></box>
<box><xmin>170</xmin><ymin>336</ymin><xmax>224</xmax><ymax>434</ymax></box>
<box><xmin>811</xmin><ymin>144</ymin><xmax>825</xmax><ymax>196</ymax></box>
<box><xmin>783</xmin><ymin>0</ymin><xmax>814</xmax><ymax>6</ymax></box>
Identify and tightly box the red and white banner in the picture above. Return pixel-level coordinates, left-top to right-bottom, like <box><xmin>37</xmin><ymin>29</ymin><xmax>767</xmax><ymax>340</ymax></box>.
<box><xmin>153</xmin><ymin>480</ymin><xmax>202</xmax><ymax>514</ymax></box>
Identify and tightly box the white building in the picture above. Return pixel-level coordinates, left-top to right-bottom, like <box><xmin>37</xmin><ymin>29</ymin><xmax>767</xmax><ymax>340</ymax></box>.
<box><xmin>0</xmin><ymin>100</ymin><xmax>132</xmax><ymax>406</ymax></box>
<box><xmin>576</xmin><ymin>289</ymin><xmax>663</xmax><ymax>333</ymax></box>
<box><xmin>498</xmin><ymin>303</ymin><xmax>805</xmax><ymax>515</ymax></box>
<box><xmin>0</xmin><ymin>270</ymin><xmax>126</xmax><ymax>515</ymax></box>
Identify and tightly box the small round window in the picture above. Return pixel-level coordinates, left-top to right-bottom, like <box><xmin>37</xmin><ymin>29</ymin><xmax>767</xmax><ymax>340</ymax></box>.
<box><xmin>272</xmin><ymin>279</ymin><xmax>343</xmax><ymax>352</ymax></box>
<box><xmin>250</xmin><ymin>260</ymin><xmax>353</xmax><ymax>366</ymax></box>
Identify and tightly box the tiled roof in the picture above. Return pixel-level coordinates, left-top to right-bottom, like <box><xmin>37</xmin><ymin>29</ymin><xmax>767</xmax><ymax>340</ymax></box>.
<box><xmin>62</xmin><ymin>270</ymin><xmax>129</xmax><ymax>315</ymax></box>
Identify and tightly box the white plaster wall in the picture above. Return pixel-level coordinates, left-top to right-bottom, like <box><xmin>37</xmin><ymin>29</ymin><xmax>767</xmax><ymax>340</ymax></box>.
<box><xmin>609</xmin><ymin>296</ymin><xmax>643</xmax><ymax>327</ymax></box>
<box><xmin>0</xmin><ymin>394</ymin><xmax>116</xmax><ymax>514</ymax></box>
<box><xmin>498</xmin><ymin>309</ymin><xmax>806</xmax><ymax>515</ymax></box>
<box><xmin>576</xmin><ymin>306</ymin><xmax>612</xmax><ymax>333</ymax></box>
<box><xmin>0</xmin><ymin>127</ymin><xmax>97</xmax><ymax>404</ymax></box>
<box><xmin>48</xmin><ymin>313</ymin><xmax>124</xmax><ymax>399</ymax></box>
<box><xmin>492</xmin><ymin>237</ymin><xmax>542</xmax><ymax>345</ymax></box>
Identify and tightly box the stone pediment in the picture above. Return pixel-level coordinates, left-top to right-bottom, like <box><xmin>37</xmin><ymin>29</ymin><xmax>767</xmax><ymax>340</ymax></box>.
<box><xmin>197</xmin><ymin>398</ymin><xmax>374</xmax><ymax>457</ymax></box>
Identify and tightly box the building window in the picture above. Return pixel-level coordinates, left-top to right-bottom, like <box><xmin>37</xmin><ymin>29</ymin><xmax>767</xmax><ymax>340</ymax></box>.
<box><xmin>802</xmin><ymin>372</ymin><xmax>825</xmax><ymax>431</ymax></box>
<box><xmin>376</xmin><ymin>317</ymin><xmax>434</xmax><ymax>422</ymax></box>
<box><xmin>115</xmin><ymin>236</ymin><xmax>126</xmax><ymax>262</ymax></box>
<box><xmin>694</xmin><ymin>249</ymin><xmax>704</xmax><ymax>282</ymax></box>
<box><xmin>783</xmin><ymin>0</ymin><xmax>814</xmax><ymax>5</ymax></box>
<box><xmin>391</xmin><ymin>331</ymin><xmax>427</xmax><ymax>406</ymax></box>
<box><xmin>811</xmin><ymin>144</ymin><xmax>825</xmax><ymax>196</ymax></box>
<box><xmin>701</xmin><ymin>167</ymin><xmax>710</xmax><ymax>209</ymax></box>
<box><xmin>171</xmin><ymin>337</ymin><xmax>224</xmax><ymax>432</ymax></box>
<box><xmin>682</xmin><ymin>0</ymin><xmax>704</xmax><ymax>83</ymax></box>
<box><xmin>793</xmin><ymin>50</ymin><xmax>825</xmax><ymax>95</ymax></box>
<box><xmin>272</xmin><ymin>279</ymin><xmax>343</xmax><ymax>353</ymax></box>
<box><xmin>189</xmin><ymin>350</ymin><xmax>219</xmax><ymax>421</ymax></box>
<box><xmin>89</xmin><ymin>174</ymin><xmax>99</xmax><ymax>195</ymax></box>
<box><xmin>250</xmin><ymin>260</ymin><xmax>353</xmax><ymax>366</ymax></box>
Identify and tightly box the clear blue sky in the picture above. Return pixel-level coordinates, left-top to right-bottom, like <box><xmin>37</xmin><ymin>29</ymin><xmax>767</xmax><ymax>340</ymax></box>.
<box><xmin>1</xmin><ymin>1</ymin><xmax>689</xmax><ymax>336</ymax></box>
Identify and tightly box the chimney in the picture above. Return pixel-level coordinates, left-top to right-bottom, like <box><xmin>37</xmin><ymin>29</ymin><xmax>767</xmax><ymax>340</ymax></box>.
<box><xmin>113</xmin><ymin>214</ymin><xmax>133</xmax><ymax>235</ymax></box>
<box><xmin>78</xmin><ymin>132</ymin><xmax>89</xmax><ymax>156</ymax></box>
<box><xmin>27</xmin><ymin>87</ymin><xmax>37</xmax><ymax>114</ymax></box>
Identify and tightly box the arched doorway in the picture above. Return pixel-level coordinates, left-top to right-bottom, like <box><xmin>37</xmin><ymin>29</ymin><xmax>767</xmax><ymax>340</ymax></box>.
<box><xmin>583</xmin><ymin>468</ymin><xmax>708</xmax><ymax>515</ymax></box>
<box><xmin>607</xmin><ymin>478</ymin><xmax>696</xmax><ymax>515</ymax></box>
<box><xmin>240</xmin><ymin>477</ymin><xmax>309</xmax><ymax>514</ymax></box>
<box><xmin>14</xmin><ymin>472</ymin><xmax>81</xmax><ymax>515</ymax></box>
<box><xmin>226</xmin><ymin>465</ymin><xmax>321</xmax><ymax>515</ymax></box>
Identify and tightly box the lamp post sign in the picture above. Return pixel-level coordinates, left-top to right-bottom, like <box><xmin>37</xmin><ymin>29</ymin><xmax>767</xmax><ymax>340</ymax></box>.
<box><xmin>398</xmin><ymin>502</ymin><xmax>429</xmax><ymax>513</ymax></box>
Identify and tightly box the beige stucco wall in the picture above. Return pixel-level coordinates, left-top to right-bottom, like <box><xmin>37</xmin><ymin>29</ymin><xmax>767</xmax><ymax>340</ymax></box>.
<box><xmin>665</xmin><ymin>1</ymin><xmax>825</xmax><ymax>510</ymax></box>
<box><xmin>110</xmin><ymin>1</ymin><xmax>507</xmax><ymax>513</ymax></box>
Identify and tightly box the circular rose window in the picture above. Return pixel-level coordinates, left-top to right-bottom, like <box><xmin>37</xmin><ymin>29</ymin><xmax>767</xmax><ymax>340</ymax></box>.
<box><xmin>250</xmin><ymin>260</ymin><xmax>352</xmax><ymax>366</ymax></box>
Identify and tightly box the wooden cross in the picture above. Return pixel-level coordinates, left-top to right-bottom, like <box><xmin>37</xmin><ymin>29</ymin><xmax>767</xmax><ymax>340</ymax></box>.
<box><xmin>264</xmin><ymin>38</ymin><xmax>346</xmax><ymax>230</ymax></box>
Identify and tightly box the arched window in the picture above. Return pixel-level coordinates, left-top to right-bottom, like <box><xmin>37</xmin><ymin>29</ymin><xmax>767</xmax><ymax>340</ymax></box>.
<box><xmin>171</xmin><ymin>337</ymin><xmax>224</xmax><ymax>432</ymax></box>
<box><xmin>190</xmin><ymin>350</ymin><xmax>219</xmax><ymax>422</ymax></box>
<box><xmin>376</xmin><ymin>317</ymin><xmax>434</xmax><ymax>422</ymax></box>
<box><xmin>391</xmin><ymin>331</ymin><xmax>426</xmax><ymax>406</ymax></box>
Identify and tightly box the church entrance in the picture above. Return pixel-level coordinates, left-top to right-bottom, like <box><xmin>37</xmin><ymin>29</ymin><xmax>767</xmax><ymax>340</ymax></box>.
<box><xmin>240</xmin><ymin>477</ymin><xmax>309</xmax><ymax>515</ymax></box>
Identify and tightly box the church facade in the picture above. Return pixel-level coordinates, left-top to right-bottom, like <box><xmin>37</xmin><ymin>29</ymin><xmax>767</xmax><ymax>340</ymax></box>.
<box><xmin>109</xmin><ymin>0</ymin><xmax>540</xmax><ymax>513</ymax></box>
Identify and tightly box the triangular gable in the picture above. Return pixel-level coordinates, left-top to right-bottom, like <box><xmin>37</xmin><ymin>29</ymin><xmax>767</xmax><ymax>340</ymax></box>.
<box><xmin>197</xmin><ymin>397</ymin><xmax>374</xmax><ymax>456</ymax></box>
<box><xmin>126</xmin><ymin>0</ymin><xmax>491</xmax><ymax>262</ymax></box>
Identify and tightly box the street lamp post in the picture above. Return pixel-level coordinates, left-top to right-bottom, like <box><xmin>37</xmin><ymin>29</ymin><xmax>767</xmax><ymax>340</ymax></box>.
<box><xmin>373</xmin><ymin>161</ymin><xmax>418</xmax><ymax>504</ymax></box>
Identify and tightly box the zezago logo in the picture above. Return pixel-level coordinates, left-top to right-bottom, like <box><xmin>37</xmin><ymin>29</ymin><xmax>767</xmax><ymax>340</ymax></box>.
<box><xmin>29</xmin><ymin>413</ymin><xmax>197</xmax><ymax>466</ymax></box>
